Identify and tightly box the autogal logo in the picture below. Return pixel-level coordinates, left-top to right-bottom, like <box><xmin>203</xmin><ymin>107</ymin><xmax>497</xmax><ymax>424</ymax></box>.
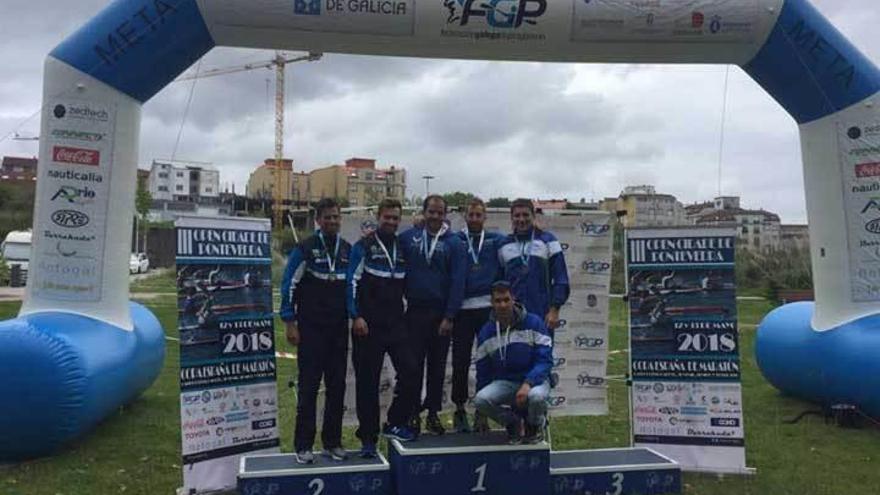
<box><xmin>51</xmin><ymin>210</ymin><xmax>89</xmax><ymax>228</ymax></box>
<box><xmin>443</xmin><ymin>0</ymin><xmax>546</xmax><ymax>28</ymax></box>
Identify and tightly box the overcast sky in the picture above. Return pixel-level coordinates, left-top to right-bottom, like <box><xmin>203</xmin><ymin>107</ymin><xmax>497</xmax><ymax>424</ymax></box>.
<box><xmin>2</xmin><ymin>1</ymin><xmax>879</xmax><ymax>223</ymax></box>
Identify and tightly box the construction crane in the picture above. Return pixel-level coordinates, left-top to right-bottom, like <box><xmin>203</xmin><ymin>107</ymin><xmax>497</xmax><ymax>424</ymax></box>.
<box><xmin>176</xmin><ymin>51</ymin><xmax>323</xmax><ymax>229</ymax></box>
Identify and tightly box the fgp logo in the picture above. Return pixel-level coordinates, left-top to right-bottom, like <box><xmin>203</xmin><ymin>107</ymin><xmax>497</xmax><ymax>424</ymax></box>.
<box><xmin>294</xmin><ymin>0</ymin><xmax>322</xmax><ymax>15</ymax></box>
<box><xmin>548</xmin><ymin>395</ymin><xmax>566</xmax><ymax>407</ymax></box>
<box><xmin>579</xmin><ymin>221</ymin><xmax>610</xmax><ymax>236</ymax></box>
<box><xmin>552</xmin><ymin>357</ymin><xmax>566</xmax><ymax>368</ymax></box>
<box><xmin>582</xmin><ymin>259</ymin><xmax>611</xmax><ymax>274</ymax></box>
<box><xmin>444</xmin><ymin>0</ymin><xmax>546</xmax><ymax>28</ymax></box>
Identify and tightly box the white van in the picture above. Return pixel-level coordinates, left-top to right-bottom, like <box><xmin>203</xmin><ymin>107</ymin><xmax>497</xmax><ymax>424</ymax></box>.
<box><xmin>2</xmin><ymin>230</ymin><xmax>32</xmax><ymax>287</ymax></box>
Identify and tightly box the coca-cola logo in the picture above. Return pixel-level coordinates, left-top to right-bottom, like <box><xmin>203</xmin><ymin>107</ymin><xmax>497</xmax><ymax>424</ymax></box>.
<box><xmin>51</xmin><ymin>209</ymin><xmax>90</xmax><ymax>228</ymax></box>
<box><xmin>53</xmin><ymin>146</ymin><xmax>100</xmax><ymax>166</ymax></box>
<box><xmin>856</xmin><ymin>162</ymin><xmax>880</xmax><ymax>178</ymax></box>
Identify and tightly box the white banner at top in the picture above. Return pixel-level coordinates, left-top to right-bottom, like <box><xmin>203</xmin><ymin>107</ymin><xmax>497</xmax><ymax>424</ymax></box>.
<box><xmin>196</xmin><ymin>0</ymin><xmax>781</xmax><ymax>65</ymax></box>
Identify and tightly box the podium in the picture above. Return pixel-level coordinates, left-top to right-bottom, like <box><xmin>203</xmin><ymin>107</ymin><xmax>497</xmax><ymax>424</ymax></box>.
<box><xmin>388</xmin><ymin>432</ymin><xmax>550</xmax><ymax>495</ymax></box>
<box><xmin>550</xmin><ymin>448</ymin><xmax>681</xmax><ymax>495</ymax></box>
<box><xmin>236</xmin><ymin>442</ymin><xmax>681</xmax><ymax>495</ymax></box>
<box><xmin>237</xmin><ymin>452</ymin><xmax>391</xmax><ymax>495</ymax></box>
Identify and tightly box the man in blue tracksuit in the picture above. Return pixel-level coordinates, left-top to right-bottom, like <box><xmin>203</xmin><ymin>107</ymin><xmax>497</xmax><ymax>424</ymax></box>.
<box><xmin>451</xmin><ymin>197</ymin><xmax>504</xmax><ymax>433</ymax></box>
<box><xmin>280</xmin><ymin>198</ymin><xmax>351</xmax><ymax>464</ymax></box>
<box><xmin>498</xmin><ymin>198</ymin><xmax>570</xmax><ymax>332</ymax></box>
<box><xmin>347</xmin><ymin>198</ymin><xmax>419</xmax><ymax>457</ymax></box>
<box><xmin>474</xmin><ymin>281</ymin><xmax>553</xmax><ymax>444</ymax></box>
<box><xmin>399</xmin><ymin>194</ymin><xmax>467</xmax><ymax>435</ymax></box>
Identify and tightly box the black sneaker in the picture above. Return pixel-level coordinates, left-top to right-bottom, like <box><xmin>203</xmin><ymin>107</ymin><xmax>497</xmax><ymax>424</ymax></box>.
<box><xmin>408</xmin><ymin>415</ymin><xmax>422</xmax><ymax>437</ymax></box>
<box><xmin>523</xmin><ymin>423</ymin><xmax>544</xmax><ymax>444</ymax></box>
<box><xmin>453</xmin><ymin>408</ymin><xmax>471</xmax><ymax>433</ymax></box>
<box><xmin>473</xmin><ymin>410</ymin><xmax>489</xmax><ymax>434</ymax></box>
<box><xmin>425</xmin><ymin>412</ymin><xmax>446</xmax><ymax>436</ymax></box>
<box><xmin>506</xmin><ymin>419</ymin><xmax>523</xmax><ymax>445</ymax></box>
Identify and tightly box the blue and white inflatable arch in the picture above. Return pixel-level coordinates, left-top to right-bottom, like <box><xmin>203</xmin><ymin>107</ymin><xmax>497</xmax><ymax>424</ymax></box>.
<box><xmin>2</xmin><ymin>0</ymin><xmax>880</xmax><ymax>460</ymax></box>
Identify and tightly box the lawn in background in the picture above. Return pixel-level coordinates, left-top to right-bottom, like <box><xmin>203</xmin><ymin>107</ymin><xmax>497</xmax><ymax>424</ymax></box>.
<box><xmin>1</xmin><ymin>292</ymin><xmax>878</xmax><ymax>495</ymax></box>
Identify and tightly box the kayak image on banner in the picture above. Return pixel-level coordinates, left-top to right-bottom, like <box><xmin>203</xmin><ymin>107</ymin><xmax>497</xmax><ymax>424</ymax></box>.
<box><xmin>628</xmin><ymin>268</ymin><xmax>737</xmax><ymax>355</ymax></box>
<box><xmin>626</xmin><ymin>227</ymin><xmax>751</xmax><ymax>474</ymax></box>
<box><xmin>178</xmin><ymin>264</ymin><xmax>273</xmax><ymax>351</ymax></box>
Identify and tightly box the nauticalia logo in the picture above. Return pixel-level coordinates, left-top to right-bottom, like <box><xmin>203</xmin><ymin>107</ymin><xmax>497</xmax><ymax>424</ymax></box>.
<box><xmin>52</xmin><ymin>146</ymin><xmax>100</xmax><ymax>166</ymax></box>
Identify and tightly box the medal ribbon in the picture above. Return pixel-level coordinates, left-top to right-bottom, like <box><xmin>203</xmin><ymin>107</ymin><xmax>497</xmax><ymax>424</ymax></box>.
<box><xmin>519</xmin><ymin>229</ymin><xmax>535</xmax><ymax>268</ymax></box>
<box><xmin>465</xmin><ymin>229</ymin><xmax>485</xmax><ymax>265</ymax></box>
<box><xmin>375</xmin><ymin>235</ymin><xmax>398</xmax><ymax>271</ymax></box>
<box><xmin>422</xmin><ymin>224</ymin><xmax>448</xmax><ymax>263</ymax></box>
<box><xmin>318</xmin><ymin>230</ymin><xmax>340</xmax><ymax>274</ymax></box>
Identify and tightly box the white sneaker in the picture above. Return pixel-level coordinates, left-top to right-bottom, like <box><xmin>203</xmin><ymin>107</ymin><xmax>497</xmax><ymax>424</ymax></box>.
<box><xmin>323</xmin><ymin>446</ymin><xmax>348</xmax><ymax>461</ymax></box>
<box><xmin>295</xmin><ymin>450</ymin><xmax>315</xmax><ymax>464</ymax></box>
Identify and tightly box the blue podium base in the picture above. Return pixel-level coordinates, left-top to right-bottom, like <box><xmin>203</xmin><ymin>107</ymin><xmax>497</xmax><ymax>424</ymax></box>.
<box><xmin>551</xmin><ymin>448</ymin><xmax>681</xmax><ymax>495</ymax></box>
<box><xmin>390</xmin><ymin>432</ymin><xmax>550</xmax><ymax>495</ymax></box>
<box><xmin>238</xmin><ymin>452</ymin><xmax>391</xmax><ymax>495</ymax></box>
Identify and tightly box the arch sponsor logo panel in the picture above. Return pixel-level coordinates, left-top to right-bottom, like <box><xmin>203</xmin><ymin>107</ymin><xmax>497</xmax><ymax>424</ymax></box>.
<box><xmin>33</xmin><ymin>98</ymin><xmax>115</xmax><ymax>302</ymax></box>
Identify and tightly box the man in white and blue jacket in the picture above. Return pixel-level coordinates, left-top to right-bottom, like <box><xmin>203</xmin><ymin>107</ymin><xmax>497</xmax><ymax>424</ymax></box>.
<box><xmin>498</xmin><ymin>198</ymin><xmax>570</xmax><ymax>333</ymax></box>
<box><xmin>280</xmin><ymin>198</ymin><xmax>351</xmax><ymax>464</ymax></box>
<box><xmin>399</xmin><ymin>194</ymin><xmax>467</xmax><ymax>435</ymax></box>
<box><xmin>474</xmin><ymin>281</ymin><xmax>553</xmax><ymax>444</ymax></box>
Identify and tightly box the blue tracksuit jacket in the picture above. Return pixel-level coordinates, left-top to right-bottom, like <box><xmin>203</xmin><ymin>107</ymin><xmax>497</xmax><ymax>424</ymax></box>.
<box><xmin>498</xmin><ymin>228</ymin><xmax>570</xmax><ymax>318</ymax></box>
<box><xmin>279</xmin><ymin>231</ymin><xmax>351</xmax><ymax>323</ymax></box>
<box><xmin>474</xmin><ymin>303</ymin><xmax>553</xmax><ymax>391</ymax></box>
<box><xmin>399</xmin><ymin>226</ymin><xmax>467</xmax><ymax>319</ymax></box>
<box><xmin>458</xmin><ymin>229</ymin><xmax>505</xmax><ymax>310</ymax></box>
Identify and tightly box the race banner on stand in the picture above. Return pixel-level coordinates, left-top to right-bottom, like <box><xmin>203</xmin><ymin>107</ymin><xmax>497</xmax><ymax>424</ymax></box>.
<box><xmin>541</xmin><ymin>212</ymin><xmax>614</xmax><ymax>417</ymax></box>
<box><xmin>626</xmin><ymin>227</ymin><xmax>750</xmax><ymax>474</ymax></box>
<box><xmin>176</xmin><ymin>216</ymin><xmax>280</xmax><ymax>494</ymax></box>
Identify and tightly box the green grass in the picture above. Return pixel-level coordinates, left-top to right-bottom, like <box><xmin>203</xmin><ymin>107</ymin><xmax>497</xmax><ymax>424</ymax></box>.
<box><xmin>1</xmin><ymin>297</ymin><xmax>878</xmax><ymax>495</ymax></box>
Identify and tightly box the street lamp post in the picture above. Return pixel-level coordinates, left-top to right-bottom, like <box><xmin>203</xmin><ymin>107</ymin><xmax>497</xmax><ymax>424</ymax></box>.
<box><xmin>422</xmin><ymin>175</ymin><xmax>435</xmax><ymax>197</ymax></box>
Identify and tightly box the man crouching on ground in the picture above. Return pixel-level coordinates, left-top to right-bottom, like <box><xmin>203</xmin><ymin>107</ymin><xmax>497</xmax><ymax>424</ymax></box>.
<box><xmin>473</xmin><ymin>280</ymin><xmax>553</xmax><ymax>444</ymax></box>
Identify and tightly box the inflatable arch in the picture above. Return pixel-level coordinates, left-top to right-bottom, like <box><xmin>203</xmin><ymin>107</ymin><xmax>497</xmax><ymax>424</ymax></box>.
<box><xmin>2</xmin><ymin>0</ymin><xmax>880</xmax><ymax>460</ymax></box>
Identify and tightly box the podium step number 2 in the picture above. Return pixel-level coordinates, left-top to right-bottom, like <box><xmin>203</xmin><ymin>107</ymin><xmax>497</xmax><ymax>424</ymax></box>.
<box><xmin>237</xmin><ymin>452</ymin><xmax>391</xmax><ymax>495</ymax></box>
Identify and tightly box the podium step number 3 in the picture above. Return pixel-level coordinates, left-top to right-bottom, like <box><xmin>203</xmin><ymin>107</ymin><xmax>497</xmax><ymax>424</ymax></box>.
<box><xmin>550</xmin><ymin>448</ymin><xmax>681</xmax><ymax>495</ymax></box>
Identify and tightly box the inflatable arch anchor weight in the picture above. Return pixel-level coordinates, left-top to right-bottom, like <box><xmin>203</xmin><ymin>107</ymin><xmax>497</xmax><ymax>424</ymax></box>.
<box><xmin>3</xmin><ymin>0</ymin><xmax>880</xmax><ymax>460</ymax></box>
